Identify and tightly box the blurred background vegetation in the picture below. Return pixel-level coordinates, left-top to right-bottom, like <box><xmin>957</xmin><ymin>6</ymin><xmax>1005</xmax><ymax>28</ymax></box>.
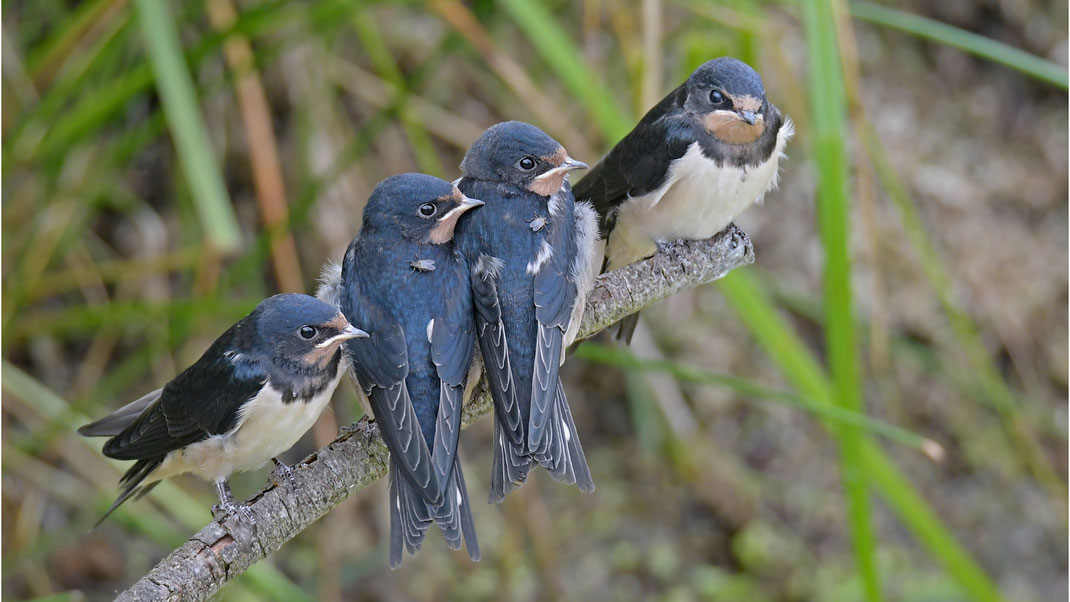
<box><xmin>1</xmin><ymin>0</ymin><xmax>1066</xmax><ymax>600</ymax></box>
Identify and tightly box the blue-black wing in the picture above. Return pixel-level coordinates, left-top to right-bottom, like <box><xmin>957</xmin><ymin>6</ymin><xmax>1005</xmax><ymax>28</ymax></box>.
<box><xmin>471</xmin><ymin>251</ymin><xmax>535</xmax><ymax>501</ymax></box>
<box><xmin>429</xmin><ymin>259</ymin><xmax>475</xmax><ymax>491</ymax></box>
<box><xmin>98</xmin><ymin>322</ymin><xmax>266</xmax><ymax>461</ymax></box>
<box><xmin>470</xmin><ymin>253</ymin><xmax>524</xmax><ymax>447</ymax></box>
<box><xmin>572</xmin><ymin>95</ymin><xmax>694</xmax><ymax>234</ymax></box>
<box><xmin>528</xmin><ymin>195</ymin><xmax>577</xmax><ymax>452</ymax></box>
<box><xmin>571</xmin><ymin>97</ymin><xmax>694</xmax><ymax>344</ymax></box>
<box><xmin>529</xmin><ymin>189</ymin><xmax>595</xmax><ymax>492</ymax></box>
<box><xmin>428</xmin><ymin>260</ymin><xmax>480</xmax><ymax>559</ymax></box>
<box><xmin>340</xmin><ymin>255</ymin><xmax>440</xmax><ymax>503</ymax></box>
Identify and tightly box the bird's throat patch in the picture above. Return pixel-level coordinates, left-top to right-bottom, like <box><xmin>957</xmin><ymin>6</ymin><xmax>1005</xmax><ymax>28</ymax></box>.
<box><xmin>429</xmin><ymin>218</ymin><xmax>459</xmax><ymax>244</ymax></box>
<box><xmin>529</xmin><ymin>172</ymin><xmax>565</xmax><ymax>197</ymax></box>
<box><xmin>429</xmin><ymin>189</ymin><xmax>473</xmax><ymax>244</ymax></box>
<box><xmin>704</xmin><ymin>111</ymin><xmax>766</xmax><ymax>144</ymax></box>
<box><xmin>529</xmin><ymin>147</ymin><xmax>570</xmax><ymax>196</ymax></box>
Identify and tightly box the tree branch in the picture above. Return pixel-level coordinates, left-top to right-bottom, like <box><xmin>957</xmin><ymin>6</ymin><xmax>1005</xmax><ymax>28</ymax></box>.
<box><xmin>115</xmin><ymin>225</ymin><xmax>755</xmax><ymax>602</ymax></box>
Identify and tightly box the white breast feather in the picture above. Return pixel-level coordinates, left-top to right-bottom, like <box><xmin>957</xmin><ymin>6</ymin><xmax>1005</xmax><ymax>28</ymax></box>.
<box><xmin>607</xmin><ymin>119</ymin><xmax>793</xmax><ymax>268</ymax></box>
<box><xmin>564</xmin><ymin>201</ymin><xmax>600</xmax><ymax>348</ymax></box>
<box><xmin>153</xmin><ymin>369</ymin><xmax>343</xmax><ymax>482</ymax></box>
<box><xmin>315</xmin><ymin>260</ymin><xmax>344</xmax><ymax>309</ymax></box>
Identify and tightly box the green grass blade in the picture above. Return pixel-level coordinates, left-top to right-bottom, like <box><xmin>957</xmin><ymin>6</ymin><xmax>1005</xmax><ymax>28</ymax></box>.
<box><xmin>24</xmin><ymin>0</ymin><xmax>121</xmax><ymax>83</ymax></box>
<box><xmin>497</xmin><ymin>0</ymin><xmax>634</xmax><ymax>139</ymax></box>
<box><xmin>22</xmin><ymin>64</ymin><xmax>153</xmax><ymax>165</ymax></box>
<box><xmin>859</xmin><ymin>442</ymin><xmax>1004</xmax><ymax>602</ymax></box>
<box><xmin>133</xmin><ymin>0</ymin><xmax>241</xmax><ymax>252</ymax></box>
<box><xmin>802</xmin><ymin>0</ymin><xmax>880</xmax><ymax>598</ymax></box>
<box><xmin>8</xmin><ymin>297</ymin><xmax>258</xmax><ymax>342</ymax></box>
<box><xmin>575</xmin><ymin>342</ymin><xmax>939</xmax><ymax>455</ymax></box>
<box><xmin>718</xmin><ymin>272</ymin><xmax>831</xmax><ymax>398</ymax></box>
<box><xmin>850</xmin><ymin>1</ymin><xmax>1067</xmax><ymax>89</ymax></box>
<box><xmin>717</xmin><ymin>271</ymin><xmax>1005</xmax><ymax>602</ymax></box>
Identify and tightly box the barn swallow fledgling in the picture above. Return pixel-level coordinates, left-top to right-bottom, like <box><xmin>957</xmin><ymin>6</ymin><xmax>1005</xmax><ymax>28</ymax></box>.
<box><xmin>453</xmin><ymin>121</ymin><xmax>599</xmax><ymax>502</ymax></box>
<box><xmin>573</xmin><ymin>57</ymin><xmax>793</xmax><ymax>342</ymax></box>
<box><xmin>330</xmin><ymin>173</ymin><xmax>483</xmax><ymax>568</ymax></box>
<box><xmin>78</xmin><ymin>294</ymin><xmax>368</xmax><ymax>524</ymax></box>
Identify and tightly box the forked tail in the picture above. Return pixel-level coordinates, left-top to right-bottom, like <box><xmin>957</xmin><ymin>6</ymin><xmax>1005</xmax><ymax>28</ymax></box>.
<box><xmin>389</xmin><ymin>458</ymin><xmax>480</xmax><ymax>567</ymax></box>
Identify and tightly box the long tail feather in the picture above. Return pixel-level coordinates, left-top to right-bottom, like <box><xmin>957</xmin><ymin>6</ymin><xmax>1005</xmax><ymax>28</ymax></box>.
<box><xmin>614</xmin><ymin>313</ymin><xmax>640</xmax><ymax>344</ymax></box>
<box><xmin>432</xmin><ymin>460</ymin><xmax>480</xmax><ymax>561</ymax></box>
<box><xmin>390</xmin><ymin>457</ymin><xmax>481</xmax><ymax>567</ymax></box>
<box><xmin>388</xmin><ymin>461</ymin><xmax>433</xmax><ymax>569</ymax></box>
<box><xmin>534</xmin><ymin>381</ymin><xmax>594</xmax><ymax>492</ymax></box>
<box><xmin>489</xmin><ymin>420</ymin><xmax>533</xmax><ymax>503</ymax></box>
<box><xmin>78</xmin><ymin>389</ymin><xmax>161</xmax><ymax>438</ymax></box>
<box><xmin>93</xmin><ymin>457</ymin><xmax>162</xmax><ymax>527</ymax></box>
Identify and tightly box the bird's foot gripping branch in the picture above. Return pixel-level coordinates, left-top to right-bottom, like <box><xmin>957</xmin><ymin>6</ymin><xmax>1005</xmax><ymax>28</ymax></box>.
<box><xmin>114</xmin><ymin>224</ymin><xmax>754</xmax><ymax>602</ymax></box>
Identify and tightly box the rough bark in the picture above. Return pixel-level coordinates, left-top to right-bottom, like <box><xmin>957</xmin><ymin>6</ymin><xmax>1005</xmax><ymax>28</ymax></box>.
<box><xmin>115</xmin><ymin>224</ymin><xmax>754</xmax><ymax>602</ymax></box>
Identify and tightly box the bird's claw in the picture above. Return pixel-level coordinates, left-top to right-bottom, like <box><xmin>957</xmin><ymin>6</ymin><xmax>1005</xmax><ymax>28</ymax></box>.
<box><xmin>212</xmin><ymin>500</ymin><xmax>256</xmax><ymax>525</ymax></box>
<box><xmin>271</xmin><ymin>457</ymin><xmax>299</xmax><ymax>490</ymax></box>
<box><xmin>212</xmin><ymin>479</ymin><xmax>255</xmax><ymax>525</ymax></box>
<box><xmin>339</xmin><ymin>420</ymin><xmax>365</xmax><ymax>436</ymax></box>
<box><xmin>656</xmin><ymin>239</ymin><xmax>690</xmax><ymax>261</ymax></box>
<box><xmin>727</xmin><ymin>224</ymin><xmax>750</xmax><ymax>253</ymax></box>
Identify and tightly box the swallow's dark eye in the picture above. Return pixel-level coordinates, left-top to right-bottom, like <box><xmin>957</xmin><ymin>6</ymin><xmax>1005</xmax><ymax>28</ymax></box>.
<box><xmin>418</xmin><ymin>203</ymin><xmax>437</xmax><ymax>218</ymax></box>
<box><xmin>518</xmin><ymin>156</ymin><xmax>537</xmax><ymax>171</ymax></box>
<box><xmin>710</xmin><ymin>90</ymin><xmax>727</xmax><ymax>105</ymax></box>
<box><xmin>299</xmin><ymin>325</ymin><xmax>317</xmax><ymax>339</ymax></box>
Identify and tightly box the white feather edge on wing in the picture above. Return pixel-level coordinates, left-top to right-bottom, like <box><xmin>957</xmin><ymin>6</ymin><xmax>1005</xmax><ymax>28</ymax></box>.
<box><xmin>473</xmin><ymin>253</ymin><xmax>505</xmax><ymax>280</ymax></box>
<box><xmin>431</xmin><ymin>380</ymin><xmax>458</xmax><ymax>479</ymax></box>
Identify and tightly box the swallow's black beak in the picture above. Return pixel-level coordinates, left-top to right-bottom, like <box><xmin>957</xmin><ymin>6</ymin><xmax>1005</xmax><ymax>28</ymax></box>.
<box><xmin>563</xmin><ymin>158</ymin><xmax>589</xmax><ymax>171</ymax></box>
<box><xmin>341</xmin><ymin>324</ymin><xmax>370</xmax><ymax>340</ymax></box>
<box><xmin>316</xmin><ymin>323</ymin><xmax>369</xmax><ymax>348</ymax></box>
<box><xmin>438</xmin><ymin>195</ymin><xmax>484</xmax><ymax>222</ymax></box>
<box><xmin>739</xmin><ymin>110</ymin><xmax>757</xmax><ymax>126</ymax></box>
<box><xmin>535</xmin><ymin>157</ymin><xmax>588</xmax><ymax>182</ymax></box>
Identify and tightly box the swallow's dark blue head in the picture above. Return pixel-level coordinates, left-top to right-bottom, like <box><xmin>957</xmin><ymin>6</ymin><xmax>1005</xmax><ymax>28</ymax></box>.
<box><xmin>682</xmin><ymin>57</ymin><xmax>772</xmax><ymax>145</ymax></box>
<box><xmin>460</xmin><ymin>121</ymin><xmax>588</xmax><ymax>196</ymax></box>
<box><xmin>361</xmin><ymin>173</ymin><xmax>484</xmax><ymax>245</ymax></box>
<box><xmin>252</xmin><ymin>294</ymin><xmax>368</xmax><ymax>367</ymax></box>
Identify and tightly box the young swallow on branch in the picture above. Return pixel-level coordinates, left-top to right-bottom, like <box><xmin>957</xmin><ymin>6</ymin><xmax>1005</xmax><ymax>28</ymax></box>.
<box><xmin>79</xmin><ymin>294</ymin><xmax>367</xmax><ymax>524</ymax></box>
<box><xmin>333</xmin><ymin>173</ymin><xmax>483</xmax><ymax>567</ymax></box>
<box><xmin>453</xmin><ymin>121</ymin><xmax>599</xmax><ymax>502</ymax></box>
<box><xmin>573</xmin><ymin>57</ymin><xmax>793</xmax><ymax>342</ymax></box>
